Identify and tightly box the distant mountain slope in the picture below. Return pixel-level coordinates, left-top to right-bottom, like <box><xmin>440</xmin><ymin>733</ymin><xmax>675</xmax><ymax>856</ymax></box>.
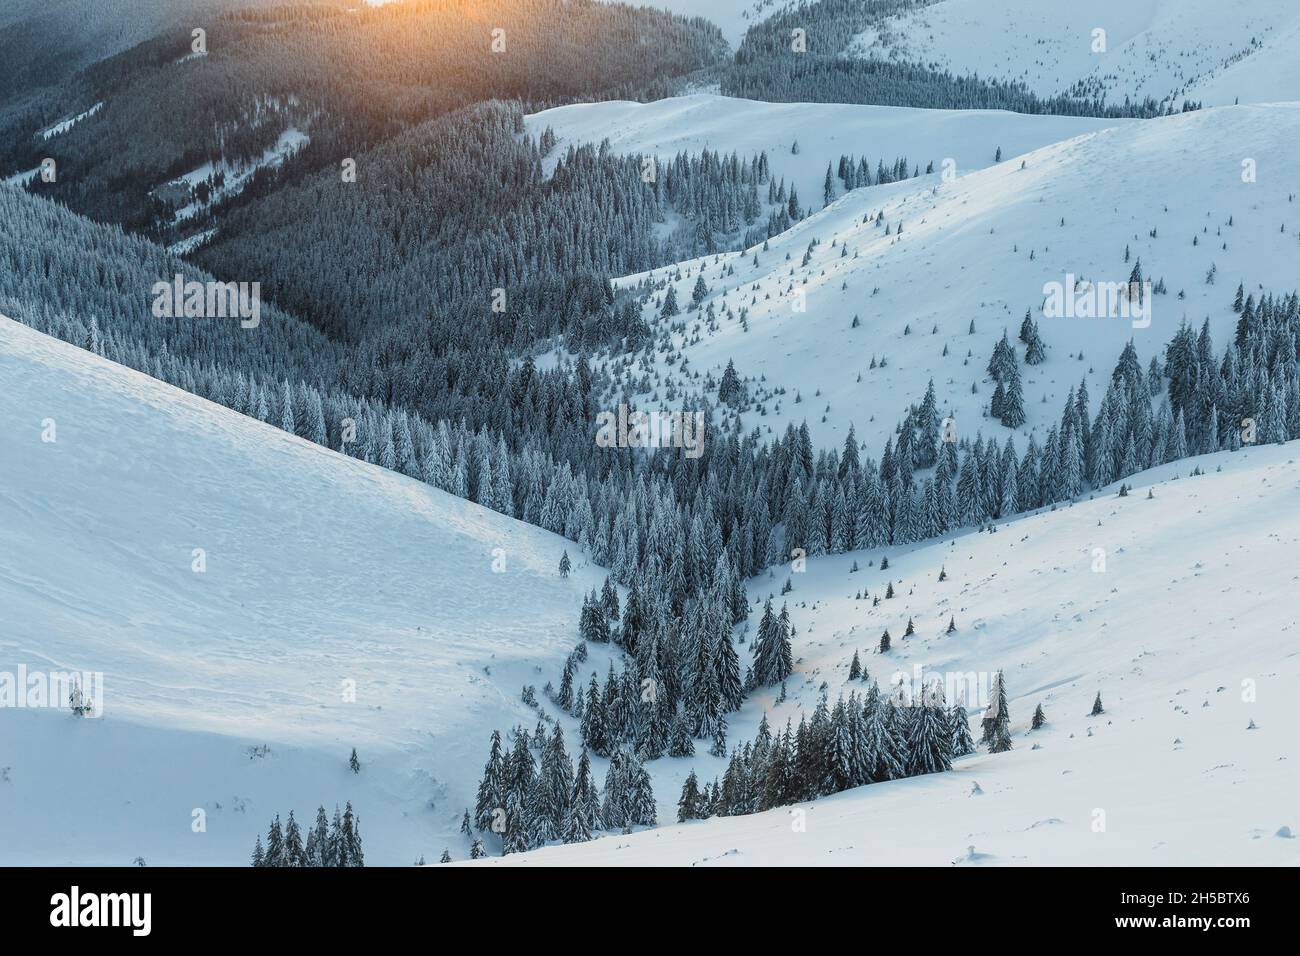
<box><xmin>609</xmin><ymin>102</ymin><xmax>1300</xmax><ymax>456</ymax></box>
<box><xmin>598</xmin><ymin>0</ymin><xmax>769</xmax><ymax>49</ymax></box>
<box><xmin>2</xmin><ymin>0</ymin><xmax>728</xmax><ymax>235</ymax></box>
<box><xmin>472</xmin><ymin>439</ymin><xmax>1300</xmax><ymax>865</ymax></box>
<box><xmin>850</xmin><ymin>0</ymin><xmax>1300</xmax><ymax>108</ymax></box>
<box><xmin>526</xmin><ymin>93</ymin><xmax>1130</xmax><ymax>230</ymax></box>
<box><xmin>0</xmin><ymin>316</ymin><xmax>603</xmax><ymax>865</ymax></box>
<box><xmin>0</xmin><ymin>0</ymin><xmax>292</xmax><ymax>106</ymax></box>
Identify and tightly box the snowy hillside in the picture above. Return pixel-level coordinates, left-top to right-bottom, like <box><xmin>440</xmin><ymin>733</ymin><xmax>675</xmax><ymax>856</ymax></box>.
<box><xmin>850</xmin><ymin>0</ymin><xmax>1300</xmax><ymax>109</ymax></box>
<box><xmin>605</xmin><ymin>102</ymin><xmax>1300</xmax><ymax>455</ymax></box>
<box><xmin>0</xmin><ymin>316</ymin><xmax>604</xmax><ymax>865</ymax></box>
<box><xmin>526</xmin><ymin>93</ymin><xmax>1127</xmax><ymax>226</ymax></box>
<box><xmin>473</xmin><ymin>441</ymin><xmax>1300</xmax><ymax>865</ymax></box>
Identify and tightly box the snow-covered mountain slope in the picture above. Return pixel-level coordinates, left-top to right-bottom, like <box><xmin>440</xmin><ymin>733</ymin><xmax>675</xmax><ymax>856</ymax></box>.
<box><xmin>0</xmin><ymin>316</ymin><xmax>604</xmax><ymax>865</ymax></box>
<box><xmin>850</xmin><ymin>0</ymin><xmax>1300</xmax><ymax>109</ymax></box>
<box><xmin>473</xmin><ymin>441</ymin><xmax>1300</xmax><ymax>865</ymax></box>
<box><xmin>610</xmin><ymin>102</ymin><xmax>1300</xmax><ymax>456</ymax></box>
<box><xmin>526</xmin><ymin>93</ymin><xmax>1127</xmax><ymax>224</ymax></box>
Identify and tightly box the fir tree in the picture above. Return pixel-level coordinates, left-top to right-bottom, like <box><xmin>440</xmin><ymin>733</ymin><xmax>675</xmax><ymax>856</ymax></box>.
<box><xmin>264</xmin><ymin>814</ymin><xmax>285</xmax><ymax>867</ymax></box>
<box><xmin>987</xmin><ymin>671</ymin><xmax>1013</xmax><ymax>753</ymax></box>
<box><xmin>661</xmin><ymin>285</ymin><xmax>679</xmax><ymax>317</ymax></box>
<box><xmin>474</xmin><ymin>730</ymin><xmax>505</xmax><ymax>832</ymax></box>
<box><xmin>949</xmin><ymin>703</ymin><xmax>976</xmax><ymax>757</ymax></box>
<box><xmin>667</xmin><ymin>706</ymin><xmax>695</xmax><ymax>757</ymax></box>
<box><xmin>284</xmin><ymin>810</ymin><xmax>305</xmax><ymax>866</ymax></box>
<box><xmin>678</xmin><ymin>770</ymin><xmax>703</xmax><ymax>822</ymax></box>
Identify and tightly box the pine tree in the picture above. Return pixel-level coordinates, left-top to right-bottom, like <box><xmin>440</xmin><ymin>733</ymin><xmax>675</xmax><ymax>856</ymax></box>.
<box><xmin>581</xmin><ymin>673</ymin><xmax>607</xmax><ymax>755</ymax></box>
<box><xmin>750</xmin><ymin>598</ymin><xmax>792</xmax><ymax>687</ymax></box>
<box><xmin>879</xmin><ymin>628</ymin><xmax>891</xmax><ymax>653</ymax></box>
<box><xmin>349</xmin><ymin>747</ymin><xmax>360</xmax><ymax>774</ymax></box>
<box><xmin>1032</xmin><ymin>703</ymin><xmax>1046</xmax><ymax>729</ymax></box>
<box><xmin>661</xmin><ymin>285</ymin><xmax>679</xmax><ymax>317</ymax></box>
<box><xmin>667</xmin><ymin>705</ymin><xmax>695</xmax><ymax>757</ymax></box>
<box><xmin>718</xmin><ymin>359</ymin><xmax>742</xmax><ymax>405</ymax></box>
<box><xmin>537</xmin><ymin>723</ymin><xmax>575</xmax><ymax>844</ymax></box>
<box><xmin>284</xmin><ymin>810</ymin><xmax>305</xmax><ymax>866</ymax></box>
<box><xmin>691</xmin><ymin>274</ymin><xmax>709</xmax><ymax>307</ymax></box>
<box><xmin>864</xmin><ymin>692</ymin><xmax>906</xmax><ymax>782</ymax></box>
<box><xmin>311</xmin><ymin>806</ymin><xmax>330</xmax><ymax>866</ymax></box>
<box><xmin>340</xmin><ymin>801</ymin><xmax>364</xmax><ymax>867</ymax></box>
<box><xmin>559</xmin><ymin>550</ymin><xmax>571</xmax><ymax>577</ymax></box>
<box><xmin>474</xmin><ymin>730</ymin><xmax>505</xmax><ymax>832</ymax></box>
<box><xmin>848</xmin><ymin>649</ymin><xmax>862</xmax><ymax>681</ymax></box>
<box><xmin>678</xmin><ymin>770</ymin><xmax>703</xmax><ymax>822</ymax></box>
<box><xmin>987</xmin><ymin>671</ymin><xmax>1013</xmax><ymax>753</ymax></box>
<box><xmin>264</xmin><ymin>814</ymin><xmax>285</xmax><ymax>867</ymax></box>
<box><xmin>907</xmin><ymin>687</ymin><xmax>954</xmax><ymax>776</ymax></box>
<box><xmin>949</xmin><ymin>704</ymin><xmax>976</xmax><ymax>757</ymax></box>
<box><xmin>1090</xmin><ymin>692</ymin><xmax>1104</xmax><ymax>716</ymax></box>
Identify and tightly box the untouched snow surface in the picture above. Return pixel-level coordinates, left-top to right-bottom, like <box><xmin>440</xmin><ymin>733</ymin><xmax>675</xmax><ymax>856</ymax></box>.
<box><xmin>475</xmin><ymin>441</ymin><xmax>1300</xmax><ymax>865</ymax></box>
<box><xmin>0</xmin><ymin>316</ymin><xmax>605</xmax><ymax>865</ymax></box>
<box><xmin>850</xmin><ymin>0</ymin><xmax>1300</xmax><ymax>109</ymax></box>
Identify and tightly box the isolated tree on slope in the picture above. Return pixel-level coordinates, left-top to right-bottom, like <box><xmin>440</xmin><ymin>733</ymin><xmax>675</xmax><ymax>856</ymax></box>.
<box><xmin>718</xmin><ymin>359</ymin><xmax>742</xmax><ymax>406</ymax></box>
<box><xmin>1032</xmin><ymin>703</ymin><xmax>1046</xmax><ymax>729</ymax></box>
<box><xmin>692</xmin><ymin>274</ymin><xmax>709</xmax><ymax>307</ymax></box>
<box><xmin>661</xmin><ymin>284</ymin><xmax>679</xmax><ymax>317</ymax></box>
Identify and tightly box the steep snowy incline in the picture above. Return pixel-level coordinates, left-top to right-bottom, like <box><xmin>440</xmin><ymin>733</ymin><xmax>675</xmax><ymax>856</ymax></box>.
<box><xmin>0</xmin><ymin>316</ymin><xmax>602</xmax><ymax>865</ymax></box>
<box><xmin>526</xmin><ymin>94</ymin><xmax>1128</xmax><ymax>223</ymax></box>
<box><xmin>611</xmin><ymin>103</ymin><xmax>1300</xmax><ymax>456</ymax></box>
<box><xmin>850</xmin><ymin>0</ymin><xmax>1300</xmax><ymax>109</ymax></box>
<box><xmin>474</xmin><ymin>441</ymin><xmax>1300</xmax><ymax>866</ymax></box>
